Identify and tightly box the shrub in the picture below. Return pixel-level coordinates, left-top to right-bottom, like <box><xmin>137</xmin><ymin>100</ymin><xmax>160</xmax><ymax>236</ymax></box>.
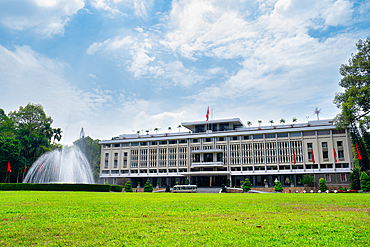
<box><xmin>124</xmin><ymin>181</ymin><xmax>133</xmax><ymax>192</ymax></box>
<box><xmin>360</xmin><ymin>172</ymin><xmax>370</xmax><ymax>191</ymax></box>
<box><xmin>110</xmin><ymin>185</ymin><xmax>123</xmax><ymax>192</ymax></box>
<box><xmin>349</xmin><ymin>168</ymin><xmax>361</xmax><ymax>190</ymax></box>
<box><xmin>226</xmin><ymin>179</ymin><xmax>230</xmax><ymax>187</ymax></box>
<box><xmin>221</xmin><ymin>184</ymin><xmax>226</xmax><ymax>193</ymax></box>
<box><xmin>274</xmin><ymin>181</ymin><xmax>283</xmax><ymax>192</ymax></box>
<box><xmin>143</xmin><ymin>180</ymin><xmax>153</xmax><ymax>192</ymax></box>
<box><xmin>319</xmin><ymin>178</ymin><xmax>327</xmax><ymax>191</ymax></box>
<box><xmin>241</xmin><ymin>178</ymin><xmax>252</xmax><ymax>192</ymax></box>
<box><xmin>302</xmin><ymin>175</ymin><xmax>315</xmax><ymax>187</ymax></box>
<box><xmin>165</xmin><ymin>184</ymin><xmax>171</xmax><ymax>192</ymax></box>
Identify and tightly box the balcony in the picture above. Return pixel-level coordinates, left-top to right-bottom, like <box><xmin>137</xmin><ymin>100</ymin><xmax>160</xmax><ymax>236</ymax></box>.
<box><xmin>191</xmin><ymin>161</ymin><xmax>223</xmax><ymax>168</ymax></box>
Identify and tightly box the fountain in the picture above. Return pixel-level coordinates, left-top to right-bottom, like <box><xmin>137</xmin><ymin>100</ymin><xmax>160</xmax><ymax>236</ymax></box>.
<box><xmin>23</xmin><ymin>128</ymin><xmax>94</xmax><ymax>184</ymax></box>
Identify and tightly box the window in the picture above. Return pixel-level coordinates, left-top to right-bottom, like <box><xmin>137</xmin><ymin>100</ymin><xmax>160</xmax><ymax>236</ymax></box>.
<box><xmin>242</xmin><ymin>135</ymin><xmax>250</xmax><ymax>140</ymax></box>
<box><xmin>253</xmin><ymin>134</ymin><xmax>263</xmax><ymax>139</ymax></box>
<box><xmin>169</xmin><ymin>140</ymin><xmax>177</xmax><ymax>145</ymax></box>
<box><xmin>338</xmin><ymin>150</ymin><xmax>344</xmax><ymax>158</ymax></box>
<box><xmin>303</xmin><ymin>131</ymin><xmax>315</xmax><ymax>136</ymax></box>
<box><xmin>277</xmin><ymin>133</ymin><xmax>288</xmax><ymax>138</ymax></box>
<box><xmin>140</xmin><ymin>142</ymin><xmax>148</xmax><ymax>146</ymax></box>
<box><xmin>195</xmin><ymin>125</ymin><xmax>205</xmax><ymax>133</ymax></box>
<box><xmin>341</xmin><ymin>174</ymin><xmax>347</xmax><ymax>182</ymax></box>
<box><xmin>191</xmin><ymin>139</ymin><xmax>200</xmax><ymax>143</ymax></box>
<box><xmin>337</xmin><ymin>141</ymin><xmax>343</xmax><ymax>147</ymax></box>
<box><xmin>217</xmin><ymin>153</ymin><xmax>222</xmax><ymax>162</ymax></box>
<box><xmin>105</xmin><ymin>144</ymin><xmax>111</xmax><ymax>148</ymax></box>
<box><xmin>114</xmin><ymin>153</ymin><xmax>118</xmax><ymax>157</ymax></box>
<box><xmin>179</xmin><ymin>139</ymin><xmax>187</xmax><ymax>144</ymax></box>
<box><xmin>114</xmin><ymin>160</ymin><xmax>117</xmax><ymax>168</ymax></box>
<box><xmin>307</xmin><ymin>143</ymin><xmax>312</xmax><ymax>149</ymax></box>
<box><xmin>122</xmin><ymin>143</ymin><xmax>130</xmax><ymax>147</ymax></box>
<box><xmin>290</xmin><ymin>132</ymin><xmax>301</xmax><ymax>137</ymax></box>
<box><xmin>325</xmin><ymin>174</ymin><xmax>331</xmax><ymax>182</ymax></box>
<box><xmin>159</xmin><ymin>141</ymin><xmax>167</xmax><ymax>145</ymax></box>
<box><xmin>204</xmin><ymin>153</ymin><xmax>213</xmax><ymax>162</ymax></box>
<box><xmin>216</xmin><ymin>137</ymin><xmax>226</xmax><ymax>142</ymax></box>
<box><xmin>322</xmin><ymin>142</ymin><xmax>328</xmax><ymax>148</ymax></box>
<box><xmin>105</xmin><ymin>153</ymin><xmax>109</xmax><ymax>158</ymax></box>
<box><xmin>114</xmin><ymin>144</ymin><xmax>120</xmax><ymax>147</ymax></box>
<box><xmin>124</xmin><ymin>152</ymin><xmax>128</xmax><ymax>157</ymax></box>
<box><xmin>230</xmin><ymin>136</ymin><xmax>240</xmax><ymax>141</ymax></box>
<box><xmin>219</xmin><ymin>123</ymin><xmax>229</xmax><ymax>131</ymax></box>
<box><xmin>333</xmin><ymin>129</ymin><xmax>345</xmax><ymax>134</ymax></box>
<box><xmin>323</xmin><ymin>151</ymin><xmax>328</xmax><ymax>159</ymax></box>
<box><xmin>150</xmin><ymin>141</ymin><xmax>157</xmax><ymax>145</ymax></box>
<box><xmin>317</xmin><ymin>130</ymin><xmax>330</xmax><ymax>135</ymax></box>
<box><xmin>265</xmin><ymin>134</ymin><xmax>276</xmax><ymax>139</ymax></box>
<box><xmin>105</xmin><ymin>160</ymin><xmax>108</xmax><ymax>167</ymax></box>
<box><xmin>131</xmin><ymin>142</ymin><xmax>139</xmax><ymax>146</ymax></box>
<box><xmin>203</xmin><ymin>138</ymin><xmax>213</xmax><ymax>142</ymax></box>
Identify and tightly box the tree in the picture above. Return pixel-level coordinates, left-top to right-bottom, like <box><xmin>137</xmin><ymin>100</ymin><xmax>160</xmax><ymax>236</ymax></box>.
<box><xmin>269</xmin><ymin>120</ymin><xmax>274</xmax><ymax>126</ymax></box>
<box><xmin>168</xmin><ymin>127</ymin><xmax>172</xmax><ymax>133</ymax></box>
<box><xmin>360</xmin><ymin>172</ymin><xmax>370</xmax><ymax>191</ymax></box>
<box><xmin>274</xmin><ymin>180</ymin><xmax>283</xmax><ymax>192</ymax></box>
<box><xmin>292</xmin><ymin>118</ymin><xmax>297</xmax><ymax>124</ymax></box>
<box><xmin>177</xmin><ymin>125</ymin><xmax>182</xmax><ymax>132</ymax></box>
<box><xmin>124</xmin><ymin>181</ymin><xmax>133</xmax><ymax>192</ymax></box>
<box><xmin>154</xmin><ymin>127</ymin><xmax>159</xmax><ymax>134</ymax></box>
<box><xmin>302</xmin><ymin>174</ymin><xmax>315</xmax><ymax>187</ymax></box>
<box><xmin>165</xmin><ymin>184</ymin><xmax>171</xmax><ymax>192</ymax></box>
<box><xmin>349</xmin><ymin>168</ymin><xmax>361</xmax><ymax>190</ymax></box>
<box><xmin>319</xmin><ymin>178</ymin><xmax>327</xmax><ymax>191</ymax></box>
<box><xmin>258</xmin><ymin>120</ymin><xmax>262</xmax><ymax>127</ymax></box>
<box><xmin>0</xmin><ymin>136</ymin><xmax>23</xmax><ymax>182</ymax></box>
<box><xmin>334</xmin><ymin>38</ymin><xmax>370</xmax><ymax>130</ymax></box>
<box><xmin>351</xmin><ymin>125</ymin><xmax>369</xmax><ymax>171</ymax></box>
<box><xmin>247</xmin><ymin>121</ymin><xmax>252</xmax><ymax>127</ymax></box>
<box><xmin>241</xmin><ymin>178</ymin><xmax>252</xmax><ymax>192</ymax></box>
<box><xmin>144</xmin><ymin>180</ymin><xmax>153</xmax><ymax>192</ymax></box>
<box><xmin>145</xmin><ymin>130</ymin><xmax>149</xmax><ymax>135</ymax></box>
<box><xmin>280</xmin><ymin>118</ymin><xmax>285</xmax><ymax>124</ymax></box>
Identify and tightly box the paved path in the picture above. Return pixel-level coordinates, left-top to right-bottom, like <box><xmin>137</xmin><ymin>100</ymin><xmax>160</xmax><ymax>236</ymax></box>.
<box><xmin>197</xmin><ymin>187</ymin><xmax>222</xmax><ymax>193</ymax></box>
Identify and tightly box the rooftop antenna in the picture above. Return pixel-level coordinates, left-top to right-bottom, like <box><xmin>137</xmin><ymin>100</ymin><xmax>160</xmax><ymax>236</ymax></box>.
<box><xmin>313</xmin><ymin>107</ymin><xmax>321</xmax><ymax>121</ymax></box>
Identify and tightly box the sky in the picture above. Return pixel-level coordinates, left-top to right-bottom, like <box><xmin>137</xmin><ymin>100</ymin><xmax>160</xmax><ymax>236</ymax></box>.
<box><xmin>0</xmin><ymin>0</ymin><xmax>369</xmax><ymax>144</ymax></box>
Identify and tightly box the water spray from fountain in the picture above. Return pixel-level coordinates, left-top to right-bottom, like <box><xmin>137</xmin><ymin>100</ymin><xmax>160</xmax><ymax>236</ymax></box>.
<box><xmin>23</xmin><ymin>128</ymin><xmax>94</xmax><ymax>184</ymax></box>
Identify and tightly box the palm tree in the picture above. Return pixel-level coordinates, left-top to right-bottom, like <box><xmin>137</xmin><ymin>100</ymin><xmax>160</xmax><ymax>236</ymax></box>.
<box><xmin>269</xmin><ymin>119</ymin><xmax>274</xmax><ymax>126</ymax></box>
<box><xmin>154</xmin><ymin>127</ymin><xmax>159</xmax><ymax>134</ymax></box>
<box><xmin>280</xmin><ymin>118</ymin><xmax>285</xmax><ymax>125</ymax></box>
<box><xmin>145</xmin><ymin>130</ymin><xmax>149</xmax><ymax>135</ymax></box>
<box><xmin>247</xmin><ymin>121</ymin><xmax>252</xmax><ymax>127</ymax></box>
<box><xmin>168</xmin><ymin>127</ymin><xmax>172</xmax><ymax>133</ymax></box>
<box><xmin>177</xmin><ymin>125</ymin><xmax>182</xmax><ymax>132</ymax></box>
<box><xmin>292</xmin><ymin>117</ymin><xmax>297</xmax><ymax>124</ymax></box>
<box><xmin>52</xmin><ymin>128</ymin><xmax>62</xmax><ymax>145</ymax></box>
<box><xmin>136</xmin><ymin>130</ymin><xmax>140</xmax><ymax>134</ymax></box>
<box><xmin>258</xmin><ymin>120</ymin><xmax>262</xmax><ymax>127</ymax></box>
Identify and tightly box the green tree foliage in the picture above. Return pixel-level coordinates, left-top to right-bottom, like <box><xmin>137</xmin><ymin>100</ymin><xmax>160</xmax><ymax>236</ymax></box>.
<box><xmin>334</xmin><ymin>38</ymin><xmax>370</xmax><ymax>170</ymax></box>
<box><xmin>73</xmin><ymin>136</ymin><xmax>101</xmax><ymax>182</ymax></box>
<box><xmin>350</xmin><ymin>125</ymin><xmax>369</xmax><ymax>171</ymax></box>
<box><xmin>319</xmin><ymin>178</ymin><xmax>327</xmax><ymax>191</ymax></box>
<box><xmin>241</xmin><ymin>178</ymin><xmax>252</xmax><ymax>192</ymax></box>
<box><xmin>124</xmin><ymin>181</ymin><xmax>133</xmax><ymax>192</ymax></box>
<box><xmin>360</xmin><ymin>172</ymin><xmax>370</xmax><ymax>191</ymax></box>
<box><xmin>349</xmin><ymin>168</ymin><xmax>361</xmax><ymax>190</ymax></box>
<box><xmin>0</xmin><ymin>104</ymin><xmax>62</xmax><ymax>183</ymax></box>
<box><xmin>144</xmin><ymin>180</ymin><xmax>153</xmax><ymax>192</ymax></box>
<box><xmin>274</xmin><ymin>180</ymin><xmax>283</xmax><ymax>192</ymax></box>
<box><xmin>302</xmin><ymin>175</ymin><xmax>315</xmax><ymax>187</ymax></box>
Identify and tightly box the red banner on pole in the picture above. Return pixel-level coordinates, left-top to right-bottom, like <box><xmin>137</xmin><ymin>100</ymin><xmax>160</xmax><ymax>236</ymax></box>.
<box><xmin>206</xmin><ymin>107</ymin><xmax>209</xmax><ymax>121</ymax></box>
<box><xmin>24</xmin><ymin>162</ymin><xmax>27</xmax><ymax>173</ymax></box>
<box><xmin>333</xmin><ymin>148</ymin><xmax>337</xmax><ymax>163</ymax></box>
<box><xmin>312</xmin><ymin>151</ymin><xmax>315</xmax><ymax>164</ymax></box>
<box><xmin>293</xmin><ymin>151</ymin><xmax>296</xmax><ymax>165</ymax></box>
<box><xmin>356</xmin><ymin>144</ymin><xmax>362</xmax><ymax>160</ymax></box>
<box><xmin>7</xmin><ymin>162</ymin><xmax>12</xmax><ymax>173</ymax></box>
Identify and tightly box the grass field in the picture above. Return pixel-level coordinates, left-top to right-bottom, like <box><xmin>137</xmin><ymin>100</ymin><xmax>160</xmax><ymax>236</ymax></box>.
<box><xmin>1</xmin><ymin>192</ymin><xmax>369</xmax><ymax>246</ymax></box>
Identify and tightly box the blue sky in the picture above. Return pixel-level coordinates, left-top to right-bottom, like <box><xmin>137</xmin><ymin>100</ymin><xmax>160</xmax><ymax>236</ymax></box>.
<box><xmin>0</xmin><ymin>0</ymin><xmax>369</xmax><ymax>144</ymax></box>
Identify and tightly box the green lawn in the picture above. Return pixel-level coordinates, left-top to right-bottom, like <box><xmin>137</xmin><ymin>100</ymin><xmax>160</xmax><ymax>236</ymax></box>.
<box><xmin>1</xmin><ymin>192</ymin><xmax>369</xmax><ymax>246</ymax></box>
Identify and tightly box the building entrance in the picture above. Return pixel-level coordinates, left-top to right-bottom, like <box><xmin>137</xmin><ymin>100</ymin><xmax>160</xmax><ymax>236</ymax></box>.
<box><xmin>191</xmin><ymin>176</ymin><xmax>227</xmax><ymax>187</ymax></box>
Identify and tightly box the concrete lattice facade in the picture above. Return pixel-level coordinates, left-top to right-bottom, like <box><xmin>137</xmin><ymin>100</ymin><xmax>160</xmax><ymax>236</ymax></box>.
<box><xmin>99</xmin><ymin>118</ymin><xmax>353</xmax><ymax>188</ymax></box>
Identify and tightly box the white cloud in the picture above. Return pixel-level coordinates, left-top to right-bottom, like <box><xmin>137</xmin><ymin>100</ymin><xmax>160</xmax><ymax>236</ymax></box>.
<box><xmin>90</xmin><ymin>0</ymin><xmax>153</xmax><ymax>18</ymax></box>
<box><xmin>0</xmin><ymin>0</ymin><xmax>85</xmax><ymax>37</ymax></box>
<box><xmin>0</xmin><ymin>45</ymin><xmax>114</xmax><ymax>143</ymax></box>
<box><xmin>322</xmin><ymin>0</ymin><xmax>353</xmax><ymax>26</ymax></box>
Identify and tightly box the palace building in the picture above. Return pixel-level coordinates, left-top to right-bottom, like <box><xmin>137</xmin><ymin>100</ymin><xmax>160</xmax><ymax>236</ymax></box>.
<box><xmin>99</xmin><ymin>118</ymin><xmax>353</xmax><ymax>188</ymax></box>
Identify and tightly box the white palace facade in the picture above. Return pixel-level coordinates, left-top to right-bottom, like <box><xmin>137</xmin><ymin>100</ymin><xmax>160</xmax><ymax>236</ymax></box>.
<box><xmin>99</xmin><ymin>118</ymin><xmax>353</xmax><ymax>188</ymax></box>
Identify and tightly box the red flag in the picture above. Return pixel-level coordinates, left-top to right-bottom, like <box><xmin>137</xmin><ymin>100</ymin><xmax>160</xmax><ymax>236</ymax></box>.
<box><xmin>293</xmin><ymin>151</ymin><xmax>296</xmax><ymax>164</ymax></box>
<box><xmin>333</xmin><ymin>148</ymin><xmax>337</xmax><ymax>163</ymax></box>
<box><xmin>206</xmin><ymin>107</ymin><xmax>209</xmax><ymax>121</ymax></box>
<box><xmin>356</xmin><ymin>144</ymin><xmax>362</xmax><ymax>160</ymax></box>
<box><xmin>24</xmin><ymin>162</ymin><xmax>27</xmax><ymax>173</ymax></box>
<box><xmin>40</xmin><ymin>164</ymin><xmax>42</xmax><ymax>172</ymax></box>
<box><xmin>7</xmin><ymin>162</ymin><xmax>12</xmax><ymax>172</ymax></box>
<box><xmin>312</xmin><ymin>151</ymin><xmax>315</xmax><ymax>164</ymax></box>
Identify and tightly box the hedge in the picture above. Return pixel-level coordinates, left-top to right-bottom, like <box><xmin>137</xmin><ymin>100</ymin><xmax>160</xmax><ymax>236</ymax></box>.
<box><xmin>110</xmin><ymin>185</ymin><xmax>123</xmax><ymax>192</ymax></box>
<box><xmin>0</xmin><ymin>183</ymin><xmax>112</xmax><ymax>192</ymax></box>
